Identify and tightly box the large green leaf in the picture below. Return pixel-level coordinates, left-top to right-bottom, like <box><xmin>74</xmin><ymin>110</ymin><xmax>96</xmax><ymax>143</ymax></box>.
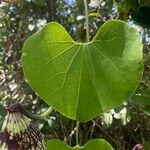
<box><xmin>22</xmin><ymin>20</ymin><xmax>143</xmax><ymax>122</ymax></box>
<box><xmin>46</xmin><ymin>139</ymin><xmax>113</xmax><ymax>150</ymax></box>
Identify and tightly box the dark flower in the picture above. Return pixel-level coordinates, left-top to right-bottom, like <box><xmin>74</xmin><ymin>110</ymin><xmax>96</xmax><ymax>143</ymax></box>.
<box><xmin>0</xmin><ymin>104</ymin><xmax>45</xmax><ymax>150</ymax></box>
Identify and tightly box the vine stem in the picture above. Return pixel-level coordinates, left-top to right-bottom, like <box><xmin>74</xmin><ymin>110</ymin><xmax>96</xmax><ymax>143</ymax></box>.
<box><xmin>83</xmin><ymin>0</ymin><xmax>90</xmax><ymax>42</ymax></box>
<box><xmin>76</xmin><ymin>121</ymin><xmax>80</xmax><ymax>145</ymax></box>
<box><xmin>8</xmin><ymin>104</ymin><xmax>53</xmax><ymax>122</ymax></box>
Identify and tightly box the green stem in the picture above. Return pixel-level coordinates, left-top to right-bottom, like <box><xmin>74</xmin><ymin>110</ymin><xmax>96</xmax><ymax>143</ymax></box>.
<box><xmin>75</xmin><ymin>0</ymin><xmax>89</xmax><ymax>146</ymax></box>
<box><xmin>76</xmin><ymin>121</ymin><xmax>80</xmax><ymax>145</ymax></box>
<box><xmin>8</xmin><ymin>104</ymin><xmax>53</xmax><ymax>125</ymax></box>
<box><xmin>83</xmin><ymin>0</ymin><xmax>90</xmax><ymax>42</ymax></box>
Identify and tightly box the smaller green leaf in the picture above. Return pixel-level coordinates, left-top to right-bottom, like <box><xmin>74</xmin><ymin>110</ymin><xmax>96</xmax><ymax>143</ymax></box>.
<box><xmin>82</xmin><ymin>139</ymin><xmax>113</xmax><ymax>150</ymax></box>
<box><xmin>129</xmin><ymin>95</ymin><xmax>150</xmax><ymax>105</ymax></box>
<box><xmin>46</xmin><ymin>139</ymin><xmax>113</xmax><ymax>150</ymax></box>
<box><xmin>47</xmin><ymin>139</ymin><xmax>70</xmax><ymax>150</ymax></box>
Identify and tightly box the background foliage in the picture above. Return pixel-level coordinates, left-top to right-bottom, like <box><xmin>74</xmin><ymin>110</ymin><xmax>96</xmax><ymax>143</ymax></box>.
<box><xmin>0</xmin><ymin>0</ymin><xmax>150</xmax><ymax>149</ymax></box>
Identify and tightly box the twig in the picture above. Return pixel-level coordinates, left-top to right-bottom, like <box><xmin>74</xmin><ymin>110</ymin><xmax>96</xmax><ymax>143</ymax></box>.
<box><xmin>59</xmin><ymin>116</ymin><xmax>67</xmax><ymax>141</ymax></box>
<box><xmin>83</xmin><ymin>0</ymin><xmax>90</xmax><ymax>42</ymax></box>
<box><xmin>7</xmin><ymin>104</ymin><xmax>53</xmax><ymax>123</ymax></box>
<box><xmin>76</xmin><ymin>121</ymin><xmax>80</xmax><ymax>145</ymax></box>
<box><xmin>92</xmin><ymin>120</ymin><xmax>118</xmax><ymax>145</ymax></box>
<box><xmin>90</xmin><ymin>121</ymin><xmax>96</xmax><ymax>140</ymax></box>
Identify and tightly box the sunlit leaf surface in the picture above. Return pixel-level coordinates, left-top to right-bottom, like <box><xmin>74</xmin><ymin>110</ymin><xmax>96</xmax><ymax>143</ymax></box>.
<box><xmin>22</xmin><ymin>20</ymin><xmax>143</xmax><ymax>122</ymax></box>
<box><xmin>46</xmin><ymin>139</ymin><xmax>113</xmax><ymax>150</ymax></box>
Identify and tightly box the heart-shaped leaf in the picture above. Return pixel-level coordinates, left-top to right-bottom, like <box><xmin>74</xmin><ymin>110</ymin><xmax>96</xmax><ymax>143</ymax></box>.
<box><xmin>22</xmin><ymin>20</ymin><xmax>143</xmax><ymax>122</ymax></box>
<box><xmin>46</xmin><ymin>139</ymin><xmax>113</xmax><ymax>150</ymax></box>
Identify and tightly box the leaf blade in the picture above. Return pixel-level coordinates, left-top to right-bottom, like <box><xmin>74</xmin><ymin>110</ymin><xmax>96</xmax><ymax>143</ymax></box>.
<box><xmin>22</xmin><ymin>20</ymin><xmax>143</xmax><ymax>122</ymax></box>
